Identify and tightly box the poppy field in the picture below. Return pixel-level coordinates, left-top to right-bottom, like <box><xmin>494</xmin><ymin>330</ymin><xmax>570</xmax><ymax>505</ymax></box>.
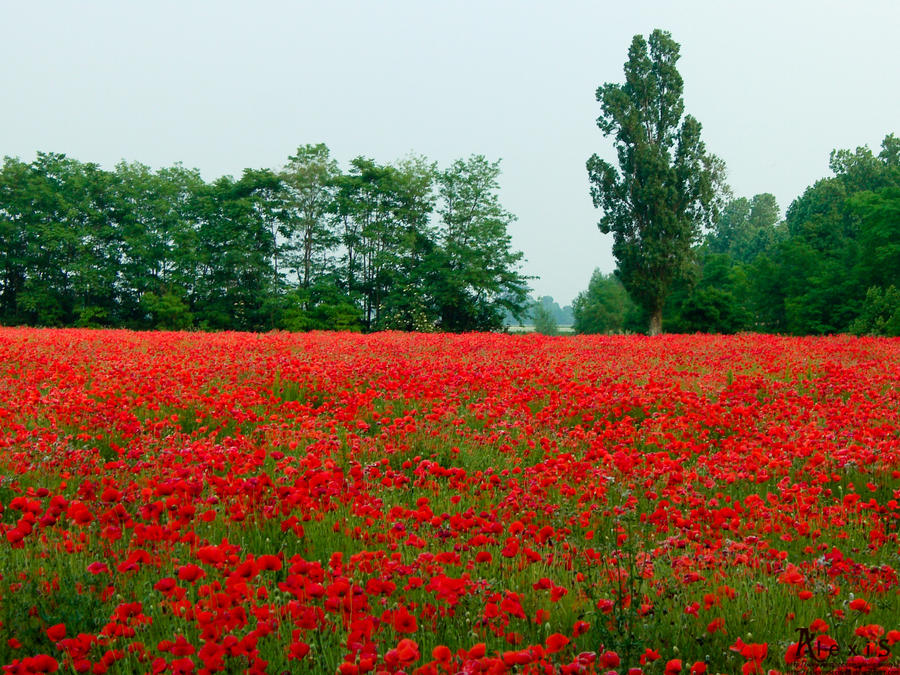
<box><xmin>0</xmin><ymin>328</ymin><xmax>899</xmax><ymax>675</ymax></box>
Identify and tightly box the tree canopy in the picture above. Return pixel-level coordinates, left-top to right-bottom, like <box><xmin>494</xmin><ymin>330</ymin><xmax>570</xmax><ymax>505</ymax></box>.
<box><xmin>0</xmin><ymin>147</ymin><xmax>530</xmax><ymax>332</ymax></box>
<box><xmin>580</xmin><ymin>133</ymin><xmax>898</xmax><ymax>336</ymax></box>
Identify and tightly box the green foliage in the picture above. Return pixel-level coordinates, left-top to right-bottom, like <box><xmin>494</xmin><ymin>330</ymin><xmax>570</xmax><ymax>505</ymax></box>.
<box><xmin>434</xmin><ymin>155</ymin><xmax>530</xmax><ymax>331</ymax></box>
<box><xmin>281</xmin><ymin>143</ymin><xmax>340</xmax><ymax>289</ymax></box>
<box><xmin>587</xmin><ymin>30</ymin><xmax>725</xmax><ymax>334</ymax></box>
<box><xmin>74</xmin><ymin>305</ymin><xmax>108</xmax><ymax>328</ymax></box>
<box><xmin>849</xmin><ymin>285</ymin><xmax>900</xmax><ymax>336</ymax></box>
<box><xmin>527</xmin><ymin>296</ymin><xmax>574</xmax><ymax>326</ymax></box>
<box><xmin>744</xmin><ymin>254</ymin><xmax>785</xmax><ymax>332</ymax></box>
<box><xmin>278</xmin><ymin>282</ymin><xmax>364</xmax><ymax>332</ymax></box>
<box><xmin>766</xmin><ymin>134</ymin><xmax>899</xmax><ymax>335</ymax></box>
<box><xmin>624</xmin><ymin>132</ymin><xmax>899</xmax><ymax>336</ymax></box>
<box><xmin>191</xmin><ymin>169</ymin><xmax>282</xmax><ymax>331</ymax></box>
<box><xmin>851</xmin><ymin>187</ymin><xmax>900</xmax><ymax>290</ymax></box>
<box><xmin>531</xmin><ymin>301</ymin><xmax>558</xmax><ymax>335</ymax></box>
<box><xmin>336</xmin><ymin>155</ymin><xmax>438</xmax><ymax>330</ymax></box>
<box><xmin>112</xmin><ymin>161</ymin><xmax>204</xmax><ymax>327</ymax></box>
<box><xmin>708</xmin><ymin>193</ymin><xmax>783</xmax><ymax>264</ymax></box>
<box><xmin>140</xmin><ymin>291</ymin><xmax>194</xmax><ymax>330</ymax></box>
<box><xmin>670</xmin><ymin>286</ymin><xmax>740</xmax><ymax>334</ymax></box>
<box><xmin>572</xmin><ymin>270</ymin><xmax>641</xmax><ymax>334</ymax></box>
<box><xmin>0</xmin><ymin>146</ymin><xmax>529</xmax><ymax>333</ymax></box>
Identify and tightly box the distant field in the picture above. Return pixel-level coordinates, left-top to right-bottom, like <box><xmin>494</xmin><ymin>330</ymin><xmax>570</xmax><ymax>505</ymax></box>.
<box><xmin>0</xmin><ymin>329</ymin><xmax>898</xmax><ymax>673</ymax></box>
<box><xmin>506</xmin><ymin>324</ymin><xmax>576</xmax><ymax>334</ymax></box>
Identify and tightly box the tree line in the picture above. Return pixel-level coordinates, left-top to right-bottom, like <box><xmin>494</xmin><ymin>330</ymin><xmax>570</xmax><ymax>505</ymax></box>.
<box><xmin>580</xmin><ymin>29</ymin><xmax>899</xmax><ymax>336</ymax></box>
<box><xmin>0</xmin><ymin>146</ymin><xmax>530</xmax><ymax>332</ymax></box>
<box><xmin>575</xmin><ymin>133</ymin><xmax>900</xmax><ymax>336</ymax></box>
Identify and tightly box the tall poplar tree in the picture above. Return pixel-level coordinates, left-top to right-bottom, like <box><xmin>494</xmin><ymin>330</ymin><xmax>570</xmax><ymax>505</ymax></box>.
<box><xmin>587</xmin><ymin>30</ymin><xmax>723</xmax><ymax>335</ymax></box>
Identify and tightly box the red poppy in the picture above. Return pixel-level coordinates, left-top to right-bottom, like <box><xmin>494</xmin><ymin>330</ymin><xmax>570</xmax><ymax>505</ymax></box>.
<box><xmin>849</xmin><ymin>598</ymin><xmax>872</xmax><ymax>613</ymax></box>
<box><xmin>392</xmin><ymin>609</ymin><xmax>418</xmax><ymax>634</ymax></box>
<box><xmin>546</xmin><ymin>633</ymin><xmax>570</xmax><ymax>654</ymax></box>
<box><xmin>46</xmin><ymin>624</ymin><xmax>66</xmax><ymax>642</ymax></box>
<box><xmin>176</xmin><ymin>565</ymin><xmax>206</xmax><ymax>583</ymax></box>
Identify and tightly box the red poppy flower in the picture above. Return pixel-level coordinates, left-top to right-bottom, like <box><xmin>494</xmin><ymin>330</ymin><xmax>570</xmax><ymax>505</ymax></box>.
<box><xmin>176</xmin><ymin>564</ymin><xmax>206</xmax><ymax>583</ymax></box>
<box><xmin>392</xmin><ymin>609</ymin><xmax>417</xmax><ymax>634</ymax></box>
<box><xmin>849</xmin><ymin>598</ymin><xmax>871</xmax><ymax>613</ymax></box>
<box><xmin>46</xmin><ymin>624</ymin><xmax>66</xmax><ymax>642</ymax></box>
<box><xmin>546</xmin><ymin>633</ymin><xmax>570</xmax><ymax>654</ymax></box>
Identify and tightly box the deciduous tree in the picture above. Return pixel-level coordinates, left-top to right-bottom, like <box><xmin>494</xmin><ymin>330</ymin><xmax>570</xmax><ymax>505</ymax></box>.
<box><xmin>434</xmin><ymin>155</ymin><xmax>529</xmax><ymax>331</ymax></box>
<box><xmin>282</xmin><ymin>144</ymin><xmax>339</xmax><ymax>289</ymax></box>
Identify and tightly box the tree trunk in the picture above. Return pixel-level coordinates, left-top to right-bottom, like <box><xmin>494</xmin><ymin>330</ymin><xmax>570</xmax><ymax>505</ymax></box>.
<box><xmin>649</xmin><ymin>309</ymin><xmax>662</xmax><ymax>336</ymax></box>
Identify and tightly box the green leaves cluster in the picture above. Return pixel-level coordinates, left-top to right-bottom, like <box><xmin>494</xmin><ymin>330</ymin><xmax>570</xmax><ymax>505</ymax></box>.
<box><xmin>660</xmin><ymin>134</ymin><xmax>900</xmax><ymax>335</ymax></box>
<box><xmin>531</xmin><ymin>302</ymin><xmax>558</xmax><ymax>336</ymax></box>
<box><xmin>572</xmin><ymin>271</ymin><xmax>644</xmax><ymax>334</ymax></box>
<box><xmin>0</xmin><ymin>147</ymin><xmax>530</xmax><ymax>332</ymax></box>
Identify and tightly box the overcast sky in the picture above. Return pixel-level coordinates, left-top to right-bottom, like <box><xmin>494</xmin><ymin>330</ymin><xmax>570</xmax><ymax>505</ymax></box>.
<box><xmin>2</xmin><ymin>1</ymin><xmax>898</xmax><ymax>305</ymax></box>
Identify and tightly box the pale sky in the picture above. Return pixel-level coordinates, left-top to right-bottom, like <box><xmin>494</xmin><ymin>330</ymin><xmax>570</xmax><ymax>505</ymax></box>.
<box><xmin>2</xmin><ymin>1</ymin><xmax>898</xmax><ymax>305</ymax></box>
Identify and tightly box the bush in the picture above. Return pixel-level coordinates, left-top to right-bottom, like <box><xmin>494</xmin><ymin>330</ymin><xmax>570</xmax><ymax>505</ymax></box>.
<box><xmin>573</xmin><ymin>271</ymin><xmax>641</xmax><ymax>334</ymax></box>
<box><xmin>278</xmin><ymin>285</ymin><xmax>364</xmax><ymax>332</ymax></box>
<box><xmin>532</xmin><ymin>302</ymin><xmax>558</xmax><ymax>336</ymax></box>
<box><xmin>140</xmin><ymin>292</ymin><xmax>193</xmax><ymax>330</ymax></box>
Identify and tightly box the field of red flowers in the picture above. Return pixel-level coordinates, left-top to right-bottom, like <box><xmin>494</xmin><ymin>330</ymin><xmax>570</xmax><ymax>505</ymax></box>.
<box><xmin>0</xmin><ymin>329</ymin><xmax>898</xmax><ymax>675</ymax></box>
